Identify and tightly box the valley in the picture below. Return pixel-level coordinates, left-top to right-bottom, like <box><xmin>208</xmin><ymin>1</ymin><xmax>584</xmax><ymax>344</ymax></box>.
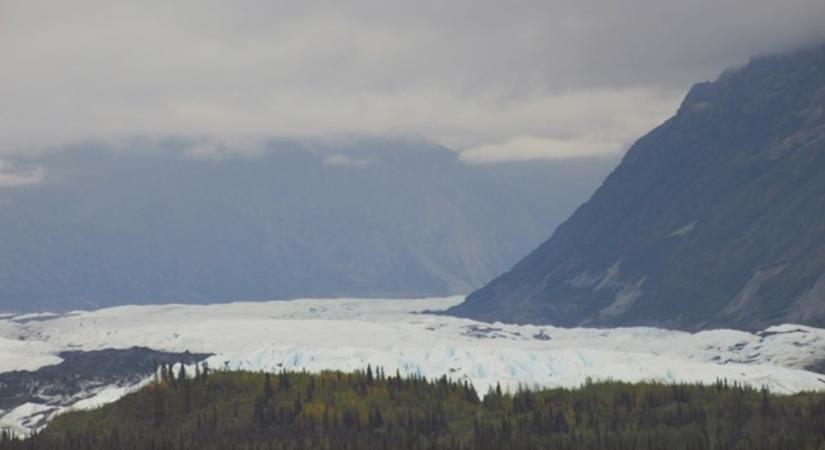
<box><xmin>2</xmin><ymin>296</ymin><xmax>824</xmax><ymax>436</ymax></box>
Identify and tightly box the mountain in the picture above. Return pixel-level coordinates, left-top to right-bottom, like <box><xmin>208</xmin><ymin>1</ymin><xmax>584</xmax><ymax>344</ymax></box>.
<box><xmin>0</xmin><ymin>138</ymin><xmax>615</xmax><ymax>312</ymax></box>
<box><xmin>448</xmin><ymin>43</ymin><xmax>825</xmax><ymax>331</ymax></box>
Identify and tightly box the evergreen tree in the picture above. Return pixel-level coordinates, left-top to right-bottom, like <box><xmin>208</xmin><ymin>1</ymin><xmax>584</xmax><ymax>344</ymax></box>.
<box><xmin>6</xmin><ymin>370</ymin><xmax>825</xmax><ymax>450</ymax></box>
<box><xmin>264</xmin><ymin>373</ymin><xmax>273</xmax><ymax>398</ymax></box>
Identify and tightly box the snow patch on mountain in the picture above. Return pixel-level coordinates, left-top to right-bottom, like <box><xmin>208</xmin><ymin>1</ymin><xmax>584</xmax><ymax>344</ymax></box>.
<box><xmin>0</xmin><ymin>336</ymin><xmax>62</xmax><ymax>373</ymax></box>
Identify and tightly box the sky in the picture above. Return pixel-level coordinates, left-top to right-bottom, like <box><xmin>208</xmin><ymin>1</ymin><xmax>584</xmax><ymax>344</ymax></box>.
<box><xmin>1</xmin><ymin>0</ymin><xmax>824</xmax><ymax>164</ymax></box>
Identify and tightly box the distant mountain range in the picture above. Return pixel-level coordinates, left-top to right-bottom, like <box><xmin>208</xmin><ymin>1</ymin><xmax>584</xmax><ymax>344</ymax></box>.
<box><xmin>0</xmin><ymin>138</ymin><xmax>614</xmax><ymax>312</ymax></box>
<box><xmin>449</xmin><ymin>43</ymin><xmax>825</xmax><ymax>331</ymax></box>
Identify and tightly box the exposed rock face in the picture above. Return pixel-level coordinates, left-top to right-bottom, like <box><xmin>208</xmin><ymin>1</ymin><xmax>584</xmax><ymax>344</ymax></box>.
<box><xmin>449</xmin><ymin>43</ymin><xmax>825</xmax><ymax>331</ymax></box>
<box><xmin>0</xmin><ymin>347</ymin><xmax>210</xmax><ymax>430</ymax></box>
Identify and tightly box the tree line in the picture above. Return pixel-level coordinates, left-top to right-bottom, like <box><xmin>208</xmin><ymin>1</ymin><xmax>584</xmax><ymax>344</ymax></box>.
<box><xmin>2</xmin><ymin>366</ymin><xmax>825</xmax><ymax>449</ymax></box>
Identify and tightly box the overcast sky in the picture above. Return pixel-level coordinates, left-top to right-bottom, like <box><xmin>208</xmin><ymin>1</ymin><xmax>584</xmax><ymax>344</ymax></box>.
<box><xmin>1</xmin><ymin>0</ymin><xmax>824</xmax><ymax>163</ymax></box>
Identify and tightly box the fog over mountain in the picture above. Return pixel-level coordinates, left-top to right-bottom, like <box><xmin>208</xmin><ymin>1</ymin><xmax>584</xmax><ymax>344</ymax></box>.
<box><xmin>1</xmin><ymin>1</ymin><xmax>823</xmax><ymax>317</ymax></box>
<box><xmin>0</xmin><ymin>139</ymin><xmax>615</xmax><ymax>312</ymax></box>
<box><xmin>3</xmin><ymin>1</ymin><xmax>825</xmax><ymax>162</ymax></box>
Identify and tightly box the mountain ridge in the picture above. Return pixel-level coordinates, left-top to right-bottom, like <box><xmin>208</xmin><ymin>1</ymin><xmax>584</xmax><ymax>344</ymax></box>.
<box><xmin>0</xmin><ymin>139</ymin><xmax>615</xmax><ymax>312</ymax></box>
<box><xmin>449</xmin><ymin>43</ymin><xmax>825</xmax><ymax>331</ymax></box>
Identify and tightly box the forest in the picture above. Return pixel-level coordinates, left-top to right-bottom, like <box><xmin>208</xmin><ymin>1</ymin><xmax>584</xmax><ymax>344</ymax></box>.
<box><xmin>2</xmin><ymin>364</ymin><xmax>825</xmax><ymax>450</ymax></box>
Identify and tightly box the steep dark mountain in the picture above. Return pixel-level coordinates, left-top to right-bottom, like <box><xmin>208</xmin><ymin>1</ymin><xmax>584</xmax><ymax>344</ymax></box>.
<box><xmin>449</xmin><ymin>43</ymin><xmax>825</xmax><ymax>331</ymax></box>
<box><xmin>0</xmin><ymin>138</ymin><xmax>615</xmax><ymax>312</ymax></box>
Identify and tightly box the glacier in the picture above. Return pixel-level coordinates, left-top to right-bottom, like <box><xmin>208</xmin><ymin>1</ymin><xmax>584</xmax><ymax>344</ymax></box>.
<box><xmin>2</xmin><ymin>295</ymin><xmax>825</xmax><ymax>435</ymax></box>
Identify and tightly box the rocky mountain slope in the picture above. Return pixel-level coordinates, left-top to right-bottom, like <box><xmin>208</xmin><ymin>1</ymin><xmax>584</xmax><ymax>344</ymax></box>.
<box><xmin>0</xmin><ymin>139</ymin><xmax>614</xmax><ymax>312</ymax></box>
<box><xmin>0</xmin><ymin>347</ymin><xmax>209</xmax><ymax>432</ymax></box>
<box><xmin>449</xmin><ymin>43</ymin><xmax>825</xmax><ymax>331</ymax></box>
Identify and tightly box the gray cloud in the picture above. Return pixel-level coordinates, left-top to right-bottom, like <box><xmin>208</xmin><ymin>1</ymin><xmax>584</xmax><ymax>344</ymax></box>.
<box><xmin>0</xmin><ymin>160</ymin><xmax>45</xmax><ymax>187</ymax></box>
<box><xmin>1</xmin><ymin>0</ymin><xmax>823</xmax><ymax>160</ymax></box>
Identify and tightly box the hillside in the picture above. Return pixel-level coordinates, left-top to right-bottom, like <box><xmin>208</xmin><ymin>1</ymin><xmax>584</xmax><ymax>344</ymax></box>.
<box><xmin>449</xmin><ymin>43</ymin><xmax>825</xmax><ymax>331</ymax></box>
<box><xmin>0</xmin><ymin>139</ymin><xmax>614</xmax><ymax>312</ymax></box>
<box><xmin>2</xmin><ymin>369</ymin><xmax>825</xmax><ymax>450</ymax></box>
